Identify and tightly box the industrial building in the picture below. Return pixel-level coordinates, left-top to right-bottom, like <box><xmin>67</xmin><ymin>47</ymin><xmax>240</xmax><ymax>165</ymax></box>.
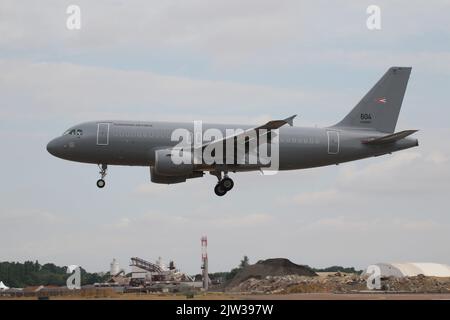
<box><xmin>97</xmin><ymin>237</ymin><xmax>210</xmax><ymax>292</ymax></box>
<box><xmin>367</xmin><ymin>263</ymin><xmax>450</xmax><ymax>278</ymax></box>
<box><xmin>129</xmin><ymin>257</ymin><xmax>195</xmax><ymax>287</ymax></box>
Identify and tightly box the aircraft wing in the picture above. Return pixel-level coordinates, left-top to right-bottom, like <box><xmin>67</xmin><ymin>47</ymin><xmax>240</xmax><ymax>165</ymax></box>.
<box><xmin>362</xmin><ymin>129</ymin><xmax>418</xmax><ymax>145</ymax></box>
<box><xmin>199</xmin><ymin>115</ymin><xmax>297</xmax><ymax>149</ymax></box>
<box><xmin>196</xmin><ymin>115</ymin><xmax>296</xmax><ymax>164</ymax></box>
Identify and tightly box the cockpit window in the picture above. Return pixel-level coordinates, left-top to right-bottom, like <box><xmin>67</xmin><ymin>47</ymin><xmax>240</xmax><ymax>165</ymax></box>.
<box><xmin>63</xmin><ymin>129</ymin><xmax>83</xmax><ymax>136</ymax></box>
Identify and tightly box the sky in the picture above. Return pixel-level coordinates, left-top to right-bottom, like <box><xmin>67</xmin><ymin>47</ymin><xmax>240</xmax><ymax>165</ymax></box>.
<box><xmin>0</xmin><ymin>0</ymin><xmax>449</xmax><ymax>275</ymax></box>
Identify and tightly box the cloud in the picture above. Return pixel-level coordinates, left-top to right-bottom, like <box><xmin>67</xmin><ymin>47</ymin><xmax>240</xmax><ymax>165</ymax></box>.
<box><xmin>107</xmin><ymin>217</ymin><xmax>131</xmax><ymax>229</ymax></box>
<box><xmin>105</xmin><ymin>211</ymin><xmax>273</xmax><ymax>232</ymax></box>
<box><xmin>0</xmin><ymin>59</ymin><xmax>312</xmax><ymax>121</ymax></box>
<box><xmin>337</xmin><ymin>151</ymin><xmax>423</xmax><ymax>190</ymax></box>
<box><xmin>0</xmin><ymin>209</ymin><xmax>68</xmax><ymax>228</ymax></box>
<box><xmin>134</xmin><ymin>183</ymin><xmax>170</xmax><ymax>195</ymax></box>
<box><xmin>298</xmin><ymin>51</ymin><xmax>450</xmax><ymax>75</ymax></box>
<box><xmin>292</xmin><ymin>189</ymin><xmax>340</xmax><ymax>206</ymax></box>
<box><xmin>426</xmin><ymin>151</ymin><xmax>448</xmax><ymax>165</ymax></box>
<box><xmin>0</xmin><ymin>1</ymin><xmax>305</xmax><ymax>57</ymax></box>
<box><xmin>305</xmin><ymin>216</ymin><xmax>444</xmax><ymax>233</ymax></box>
<box><xmin>401</xmin><ymin>219</ymin><xmax>442</xmax><ymax>232</ymax></box>
<box><xmin>1</xmin><ymin>1</ymin><xmax>450</xmax><ymax>273</ymax></box>
<box><xmin>287</xmin><ymin>129</ymin><xmax>450</xmax><ymax>228</ymax></box>
<box><xmin>306</xmin><ymin>216</ymin><xmax>371</xmax><ymax>231</ymax></box>
<box><xmin>2</xmin><ymin>1</ymin><xmax>449</xmax><ymax>74</ymax></box>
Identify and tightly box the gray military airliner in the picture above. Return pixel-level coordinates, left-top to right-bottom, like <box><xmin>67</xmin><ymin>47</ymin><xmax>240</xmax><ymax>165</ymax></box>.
<box><xmin>47</xmin><ymin>67</ymin><xmax>418</xmax><ymax>196</ymax></box>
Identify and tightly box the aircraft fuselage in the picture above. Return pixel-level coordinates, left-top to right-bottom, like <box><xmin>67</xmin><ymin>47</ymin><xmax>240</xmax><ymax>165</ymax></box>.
<box><xmin>47</xmin><ymin>120</ymin><xmax>418</xmax><ymax>171</ymax></box>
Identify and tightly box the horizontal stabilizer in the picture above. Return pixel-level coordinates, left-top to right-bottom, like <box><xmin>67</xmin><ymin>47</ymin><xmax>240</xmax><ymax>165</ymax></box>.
<box><xmin>362</xmin><ymin>130</ymin><xmax>418</xmax><ymax>145</ymax></box>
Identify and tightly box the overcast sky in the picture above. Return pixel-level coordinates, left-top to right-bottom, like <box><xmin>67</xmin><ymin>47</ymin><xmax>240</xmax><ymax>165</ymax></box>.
<box><xmin>1</xmin><ymin>0</ymin><xmax>449</xmax><ymax>275</ymax></box>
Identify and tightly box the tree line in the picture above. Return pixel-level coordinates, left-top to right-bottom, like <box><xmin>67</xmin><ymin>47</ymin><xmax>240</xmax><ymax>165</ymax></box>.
<box><xmin>0</xmin><ymin>261</ymin><xmax>108</xmax><ymax>288</ymax></box>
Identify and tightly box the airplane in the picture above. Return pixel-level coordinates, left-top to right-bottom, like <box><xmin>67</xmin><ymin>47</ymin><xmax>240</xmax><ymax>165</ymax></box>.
<box><xmin>47</xmin><ymin>67</ymin><xmax>418</xmax><ymax>196</ymax></box>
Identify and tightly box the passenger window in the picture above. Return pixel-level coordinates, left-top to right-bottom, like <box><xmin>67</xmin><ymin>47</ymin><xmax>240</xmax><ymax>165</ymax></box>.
<box><xmin>76</xmin><ymin>129</ymin><xmax>83</xmax><ymax>136</ymax></box>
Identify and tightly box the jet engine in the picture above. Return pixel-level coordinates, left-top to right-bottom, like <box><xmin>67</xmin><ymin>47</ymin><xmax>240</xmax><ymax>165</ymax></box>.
<box><xmin>150</xmin><ymin>167</ymin><xmax>186</xmax><ymax>184</ymax></box>
<box><xmin>154</xmin><ymin>149</ymin><xmax>194</xmax><ymax>176</ymax></box>
<box><xmin>150</xmin><ymin>167</ymin><xmax>203</xmax><ymax>184</ymax></box>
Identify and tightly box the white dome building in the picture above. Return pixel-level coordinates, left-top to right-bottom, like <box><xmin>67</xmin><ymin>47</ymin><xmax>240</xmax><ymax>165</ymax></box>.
<box><xmin>366</xmin><ymin>263</ymin><xmax>450</xmax><ymax>278</ymax></box>
<box><xmin>0</xmin><ymin>281</ymin><xmax>9</xmax><ymax>291</ymax></box>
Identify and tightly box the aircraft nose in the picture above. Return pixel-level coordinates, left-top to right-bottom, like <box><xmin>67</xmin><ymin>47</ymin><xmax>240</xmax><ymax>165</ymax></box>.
<box><xmin>46</xmin><ymin>138</ymin><xmax>60</xmax><ymax>157</ymax></box>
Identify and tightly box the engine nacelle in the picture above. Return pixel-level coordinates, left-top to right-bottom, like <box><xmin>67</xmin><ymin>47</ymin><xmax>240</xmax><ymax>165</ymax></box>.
<box><xmin>150</xmin><ymin>167</ymin><xmax>187</xmax><ymax>184</ymax></box>
<box><xmin>154</xmin><ymin>149</ymin><xmax>193</xmax><ymax>176</ymax></box>
<box><xmin>150</xmin><ymin>167</ymin><xmax>203</xmax><ymax>184</ymax></box>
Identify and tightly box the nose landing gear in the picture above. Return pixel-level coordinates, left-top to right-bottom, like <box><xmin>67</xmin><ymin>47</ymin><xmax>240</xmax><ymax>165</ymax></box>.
<box><xmin>212</xmin><ymin>171</ymin><xmax>234</xmax><ymax>196</ymax></box>
<box><xmin>96</xmin><ymin>164</ymin><xmax>108</xmax><ymax>188</ymax></box>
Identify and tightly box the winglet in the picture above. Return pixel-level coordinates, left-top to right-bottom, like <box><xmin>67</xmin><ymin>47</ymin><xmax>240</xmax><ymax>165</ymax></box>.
<box><xmin>284</xmin><ymin>114</ymin><xmax>297</xmax><ymax>127</ymax></box>
<box><xmin>256</xmin><ymin>114</ymin><xmax>298</xmax><ymax>130</ymax></box>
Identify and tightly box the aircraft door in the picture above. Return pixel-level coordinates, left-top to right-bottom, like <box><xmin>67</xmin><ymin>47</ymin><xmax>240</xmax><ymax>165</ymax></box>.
<box><xmin>97</xmin><ymin>123</ymin><xmax>110</xmax><ymax>145</ymax></box>
<box><xmin>327</xmin><ymin>130</ymin><xmax>339</xmax><ymax>154</ymax></box>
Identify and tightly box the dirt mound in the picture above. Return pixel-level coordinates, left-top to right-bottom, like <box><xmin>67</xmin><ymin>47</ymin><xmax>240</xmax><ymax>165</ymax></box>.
<box><xmin>226</xmin><ymin>258</ymin><xmax>317</xmax><ymax>290</ymax></box>
<box><xmin>227</xmin><ymin>271</ymin><xmax>450</xmax><ymax>294</ymax></box>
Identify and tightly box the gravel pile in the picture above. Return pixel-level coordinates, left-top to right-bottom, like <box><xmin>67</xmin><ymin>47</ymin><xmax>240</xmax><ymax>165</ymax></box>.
<box><xmin>226</xmin><ymin>258</ymin><xmax>317</xmax><ymax>290</ymax></box>
<box><xmin>227</xmin><ymin>271</ymin><xmax>450</xmax><ymax>294</ymax></box>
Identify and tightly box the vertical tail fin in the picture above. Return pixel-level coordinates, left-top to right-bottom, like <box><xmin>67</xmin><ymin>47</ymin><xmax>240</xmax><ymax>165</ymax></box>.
<box><xmin>333</xmin><ymin>67</ymin><xmax>412</xmax><ymax>133</ymax></box>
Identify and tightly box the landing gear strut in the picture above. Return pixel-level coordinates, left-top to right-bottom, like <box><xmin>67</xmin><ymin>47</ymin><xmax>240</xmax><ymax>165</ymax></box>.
<box><xmin>212</xmin><ymin>171</ymin><xmax>234</xmax><ymax>196</ymax></box>
<box><xmin>97</xmin><ymin>164</ymin><xmax>107</xmax><ymax>188</ymax></box>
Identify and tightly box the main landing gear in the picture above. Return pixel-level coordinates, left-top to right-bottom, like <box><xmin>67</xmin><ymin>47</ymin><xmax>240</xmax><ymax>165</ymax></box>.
<box><xmin>96</xmin><ymin>164</ymin><xmax>107</xmax><ymax>188</ymax></box>
<box><xmin>212</xmin><ymin>171</ymin><xmax>234</xmax><ymax>196</ymax></box>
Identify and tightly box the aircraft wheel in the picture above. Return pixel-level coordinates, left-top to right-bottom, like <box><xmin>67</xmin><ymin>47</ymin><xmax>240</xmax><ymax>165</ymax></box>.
<box><xmin>214</xmin><ymin>183</ymin><xmax>227</xmax><ymax>196</ymax></box>
<box><xmin>96</xmin><ymin>179</ymin><xmax>106</xmax><ymax>188</ymax></box>
<box><xmin>221</xmin><ymin>177</ymin><xmax>234</xmax><ymax>191</ymax></box>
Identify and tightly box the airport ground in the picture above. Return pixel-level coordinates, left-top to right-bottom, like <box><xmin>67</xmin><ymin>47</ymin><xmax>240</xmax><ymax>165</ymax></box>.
<box><xmin>2</xmin><ymin>292</ymin><xmax>450</xmax><ymax>300</ymax></box>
